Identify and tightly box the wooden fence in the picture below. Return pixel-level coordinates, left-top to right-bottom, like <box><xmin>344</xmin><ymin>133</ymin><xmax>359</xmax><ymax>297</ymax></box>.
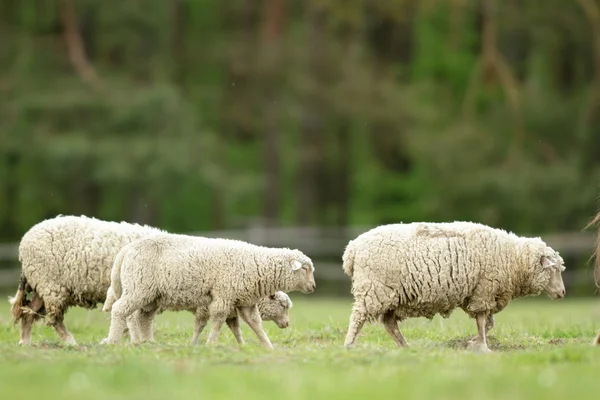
<box><xmin>0</xmin><ymin>226</ymin><xmax>597</xmax><ymax>291</ymax></box>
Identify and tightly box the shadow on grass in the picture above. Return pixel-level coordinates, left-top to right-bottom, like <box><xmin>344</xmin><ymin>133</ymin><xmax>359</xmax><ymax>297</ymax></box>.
<box><xmin>443</xmin><ymin>335</ymin><xmax>527</xmax><ymax>351</ymax></box>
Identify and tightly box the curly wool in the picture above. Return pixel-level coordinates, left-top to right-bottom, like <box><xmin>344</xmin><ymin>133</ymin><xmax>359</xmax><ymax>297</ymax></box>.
<box><xmin>12</xmin><ymin>215</ymin><xmax>163</xmax><ymax>329</ymax></box>
<box><xmin>103</xmin><ymin>233</ymin><xmax>314</xmax><ymax>346</ymax></box>
<box><xmin>344</xmin><ymin>221</ymin><xmax>565</xmax><ymax>323</ymax></box>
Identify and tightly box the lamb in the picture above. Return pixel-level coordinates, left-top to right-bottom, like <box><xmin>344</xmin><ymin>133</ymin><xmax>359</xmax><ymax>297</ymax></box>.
<box><xmin>100</xmin><ymin>233</ymin><xmax>316</xmax><ymax>349</ymax></box>
<box><xmin>103</xmin><ymin>288</ymin><xmax>294</xmax><ymax>345</ymax></box>
<box><xmin>342</xmin><ymin>221</ymin><xmax>566</xmax><ymax>352</ymax></box>
<box><xmin>9</xmin><ymin>215</ymin><xmax>164</xmax><ymax>345</ymax></box>
<box><xmin>584</xmin><ymin>211</ymin><xmax>600</xmax><ymax>346</ymax></box>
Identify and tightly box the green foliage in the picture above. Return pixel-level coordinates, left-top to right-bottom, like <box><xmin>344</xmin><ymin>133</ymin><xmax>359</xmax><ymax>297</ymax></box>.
<box><xmin>1</xmin><ymin>0</ymin><xmax>600</xmax><ymax>240</ymax></box>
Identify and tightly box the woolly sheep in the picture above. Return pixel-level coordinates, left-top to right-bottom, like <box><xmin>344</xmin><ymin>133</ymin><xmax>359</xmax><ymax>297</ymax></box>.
<box><xmin>103</xmin><ymin>288</ymin><xmax>294</xmax><ymax>345</ymax></box>
<box><xmin>584</xmin><ymin>211</ymin><xmax>600</xmax><ymax>346</ymax></box>
<box><xmin>342</xmin><ymin>221</ymin><xmax>566</xmax><ymax>352</ymax></box>
<box><xmin>101</xmin><ymin>233</ymin><xmax>316</xmax><ymax>349</ymax></box>
<box><xmin>9</xmin><ymin>215</ymin><xmax>163</xmax><ymax>345</ymax></box>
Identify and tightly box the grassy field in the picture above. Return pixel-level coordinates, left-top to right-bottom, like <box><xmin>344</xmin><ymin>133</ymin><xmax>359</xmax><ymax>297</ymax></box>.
<box><xmin>1</xmin><ymin>296</ymin><xmax>599</xmax><ymax>400</ymax></box>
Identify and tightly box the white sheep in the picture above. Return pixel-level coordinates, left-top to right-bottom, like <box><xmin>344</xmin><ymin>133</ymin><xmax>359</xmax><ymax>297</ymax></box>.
<box><xmin>342</xmin><ymin>221</ymin><xmax>566</xmax><ymax>352</ymax></box>
<box><xmin>101</xmin><ymin>233</ymin><xmax>316</xmax><ymax>349</ymax></box>
<box><xmin>9</xmin><ymin>215</ymin><xmax>163</xmax><ymax>345</ymax></box>
<box><xmin>103</xmin><ymin>288</ymin><xmax>293</xmax><ymax>345</ymax></box>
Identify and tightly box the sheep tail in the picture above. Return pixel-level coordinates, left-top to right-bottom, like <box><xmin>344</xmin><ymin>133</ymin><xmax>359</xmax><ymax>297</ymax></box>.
<box><xmin>102</xmin><ymin>249</ymin><xmax>126</xmax><ymax>312</ymax></box>
<box><xmin>342</xmin><ymin>242</ymin><xmax>356</xmax><ymax>278</ymax></box>
<box><xmin>9</xmin><ymin>273</ymin><xmax>30</xmax><ymax>325</ymax></box>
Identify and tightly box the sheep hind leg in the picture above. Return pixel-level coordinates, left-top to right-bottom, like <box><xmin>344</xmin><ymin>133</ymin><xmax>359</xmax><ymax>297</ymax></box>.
<box><xmin>471</xmin><ymin>314</ymin><xmax>494</xmax><ymax>342</ymax></box>
<box><xmin>468</xmin><ymin>313</ymin><xmax>492</xmax><ymax>353</ymax></box>
<box><xmin>54</xmin><ymin>319</ymin><xmax>77</xmax><ymax>346</ymax></box>
<box><xmin>344</xmin><ymin>303</ymin><xmax>368</xmax><ymax>348</ymax></box>
<box><xmin>136</xmin><ymin>308</ymin><xmax>158</xmax><ymax>343</ymax></box>
<box><xmin>382</xmin><ymin>310</ymin><xmax>408</xmax><ymax>348</ymax></box>
<box><xmin>45</xmin><ymin>300</ymin><xmax>76</xmax><ymax>346</ymax></box>
<box><xmin>226</xmin><ymin>316</ymin><xmax>245</xmax><ymax>345</ymax></box>
<box><xmin>190</xmin><ymin>308</ymin><xmax>209</xmax><ymax>346</ymax></box>
<box><xmin>238</xmin><ymin>305</ymin><xmax>272</xmax><ymax>349</ymax></box>
<box><xmin>19</xmin><ymin>294</ymin><xmax>44</xmax><ymax>346</ymax></box>
<box><xmin>101</xmin><ymin>296</ymin><xmax>146</xmax><ymax>345</ymax></box>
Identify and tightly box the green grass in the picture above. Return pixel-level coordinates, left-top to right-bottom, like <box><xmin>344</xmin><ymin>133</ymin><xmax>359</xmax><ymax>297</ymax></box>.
<box><xmin>1</xmin><ymin>296</ymin><xmax>599</xmax><ymax>400</ymax></box>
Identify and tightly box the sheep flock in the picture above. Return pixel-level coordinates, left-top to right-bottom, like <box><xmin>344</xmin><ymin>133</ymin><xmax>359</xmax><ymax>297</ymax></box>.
<box><xmin>7</xmin><ymin>214</ymin><xmax>600</xmax><ymax>350</ymax></box>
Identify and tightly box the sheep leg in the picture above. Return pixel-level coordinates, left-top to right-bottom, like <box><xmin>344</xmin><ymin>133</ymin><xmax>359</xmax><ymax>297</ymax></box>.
<box><xmin>53</xmin><ymin>319</ymin><xmax>77</xmax><ymax>346</ymax></box>
<box><xmin>238</xmin><ymin>305</ymin><xmax>273</xmax><ymax>349</ymax></box>
<box><xmin>135</xmin><ymin>308</ymin><xmax>158</xmax><ymax>343</ymax></box>
<box><xmin>486</xmin><ymin>315</ymin><xmax>494</xmax><ymax>332</ymax></box>
<box><xmin>594</xmin><ymin>330</ymin><xmax>600</xmax><ymax>346</ymax></box>
<box><xmin>126</xmin><ymin>312</ymin><xmax>141</xmax><ymax>343</ymax></box>
<box><xmin>344</xmin><ymin>304</ymin><xmax>367</xmax><ymax>348</ymax></box>
<box><xmin>226</xmin><ymin>316</ymin><xmax>245</xmax><ymax>345</ymax></box>
<box><xmin>19</xmin><ymin>294</ymin><xmax>44</xmax><ymax>346</ymax></box>
<box><xmin>471</xmin><ymin>315</ymin><xmax>494</xmax><ymax>342</ymax></box>
<box><xmin>382</xmin><ymin>311</ymin><xmax>408</xmax><ymax>348</ymax></box>
<box><xmin>101</xmin><ymin>297</ymin><xmax>144</xmax><ymax>345</ymax></box>
<box><xmin>190</xmin><ymin>308</ymin><xmax>209</xmax><ymax>346</ymax></box>
<box><xmin>205</xmin><ymin>300</ymin><xmax>233</xmax><ymax>345</ymax></box>
<box><xmin>468</xmin><ymin>313</ymin><xmax>492</xmax><ymax>353</ymax></box>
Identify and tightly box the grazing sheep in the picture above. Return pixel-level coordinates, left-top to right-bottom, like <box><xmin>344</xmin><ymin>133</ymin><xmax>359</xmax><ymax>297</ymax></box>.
<box><xmin>9</xmin><ymin>215</ymin><xmax>163</xmax><ymax>345</ymax></box>
<box><xmin>342</xmin><ymin>221</ymin><xmax>566</xmax><ymax>352</ymax></box>
<box><xmin>101</xmin><ymin>233</ymin><xmax>315</xmax><ymax>349</ymax></box>
<box><xmin>584</xmin><ymin>211</ymin><xmax>600</xmax><ymax>346</ymax></box>
<box><xmin>103</xmin><ymin>288</ymin><xmax>293</xmax><ymax>345</ymax></box>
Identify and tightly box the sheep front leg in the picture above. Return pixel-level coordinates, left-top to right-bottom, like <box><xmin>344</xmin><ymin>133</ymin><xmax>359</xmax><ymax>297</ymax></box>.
<box><xmin>468</xmin><ymin>313</ymin><xmax>492</xmax><ymax>353</ymax></box>
<box><xmin>226</xmin><ymin>316</ymin><xmax>245</xmax><ymax>345</ymax></box>
<box><xmin>205</xmin><ymin>300</ymin><xmax>233</xmax><ymax>345</ymax></box>
<box><xmin>238</xmin><ymin>305</ymin><xmax>273</xmax><ymax>349</ymax></box>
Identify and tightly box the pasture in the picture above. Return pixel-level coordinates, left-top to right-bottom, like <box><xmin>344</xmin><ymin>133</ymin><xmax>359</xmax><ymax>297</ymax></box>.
<box><xmin>1</xmin><ymin>296</ymin><xmax>599</xmax><ymax>400</ymax></box>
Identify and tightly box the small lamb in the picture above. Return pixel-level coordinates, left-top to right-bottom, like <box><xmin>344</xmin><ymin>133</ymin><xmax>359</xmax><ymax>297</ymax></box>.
<box><xmin>101</xmin><ymin>233</ymin><xmax>316</xmax><ymax>349</ymax></box>
<box><xmin>103</xmin><ymin>288</ymin><xmax>293</xmax><ymax>345</ymax></box>
<box><xmin>342</xmin><ymin>221</ymin><xmax>566</xmax><ymax>352</ymax></box>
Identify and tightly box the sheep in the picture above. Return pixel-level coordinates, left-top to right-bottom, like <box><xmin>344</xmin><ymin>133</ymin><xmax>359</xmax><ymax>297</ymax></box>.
<box><xmin>342</xmin><ymin>221</ymin><xmax>566</xmax><ymax>352</ymax></box>
<box><xmin>584</xmin><ymin>211</ymin><xmax>600</xmax><ymax>346</ymax></box>
<box><xmin>100</xmin><ymin>233</ymin><xmax>316</xmax><ymax>349</ymax></box>
<box><xmin>9</xmin><ymin>215</ymin><xmax>164</xmax><ymax>345</ymax></box>
<box><xmin>103</xmin><ymin>288</ymin><xmax>294</xmax><ymax>345</ymax></box>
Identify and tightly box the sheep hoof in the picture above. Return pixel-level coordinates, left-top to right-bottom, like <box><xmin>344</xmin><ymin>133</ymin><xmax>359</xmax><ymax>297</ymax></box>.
<box><xmin>99</xmin><ymin>338</ymin><xmax>113</xmax><ymax>345</ymax></box>
<box><xmin>467</xmin><ymin>340</ymin><xmax>492</xmax><ymax>353</ymax></box>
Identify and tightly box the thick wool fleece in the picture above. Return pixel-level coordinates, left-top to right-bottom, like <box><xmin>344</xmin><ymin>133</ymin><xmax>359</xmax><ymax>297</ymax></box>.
<box><xmin>10</xmin><ymin>215</ymin><xmax>163</xmax><ymax>344</ymax></box>
<box><xmin>343</xmin><ymin>222</ymin><xmax>565</xmax><ymax>345</ymax></box>
<box><xmin>103</xmin><ymin>233</ymin><xmax>314</xmax><ymax>347</ymax></box>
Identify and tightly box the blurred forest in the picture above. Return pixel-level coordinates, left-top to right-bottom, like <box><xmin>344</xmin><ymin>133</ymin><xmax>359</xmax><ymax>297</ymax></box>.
<box><xmin>1</xmin><ymin>0</ymin><xmax>600</xmax><ymax>242</ymax></box>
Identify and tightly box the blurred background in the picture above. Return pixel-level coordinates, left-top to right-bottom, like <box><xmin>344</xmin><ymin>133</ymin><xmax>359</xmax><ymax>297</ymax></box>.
<box><xmin>1</xmin><ymin>0</ymin><xmax>599</xmax><ymax>297</ymax></box>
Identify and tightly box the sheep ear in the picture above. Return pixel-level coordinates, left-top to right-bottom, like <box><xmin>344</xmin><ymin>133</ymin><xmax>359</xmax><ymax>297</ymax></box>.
<box><xmin>291</xmin><ymin>260</ymin><xmax>303</xmax><ymax>270</ymax></box>
<box><xmin>541</xmin><ymin>256</ymin><xmax>555</xmax><ymax>269</ymax></box>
